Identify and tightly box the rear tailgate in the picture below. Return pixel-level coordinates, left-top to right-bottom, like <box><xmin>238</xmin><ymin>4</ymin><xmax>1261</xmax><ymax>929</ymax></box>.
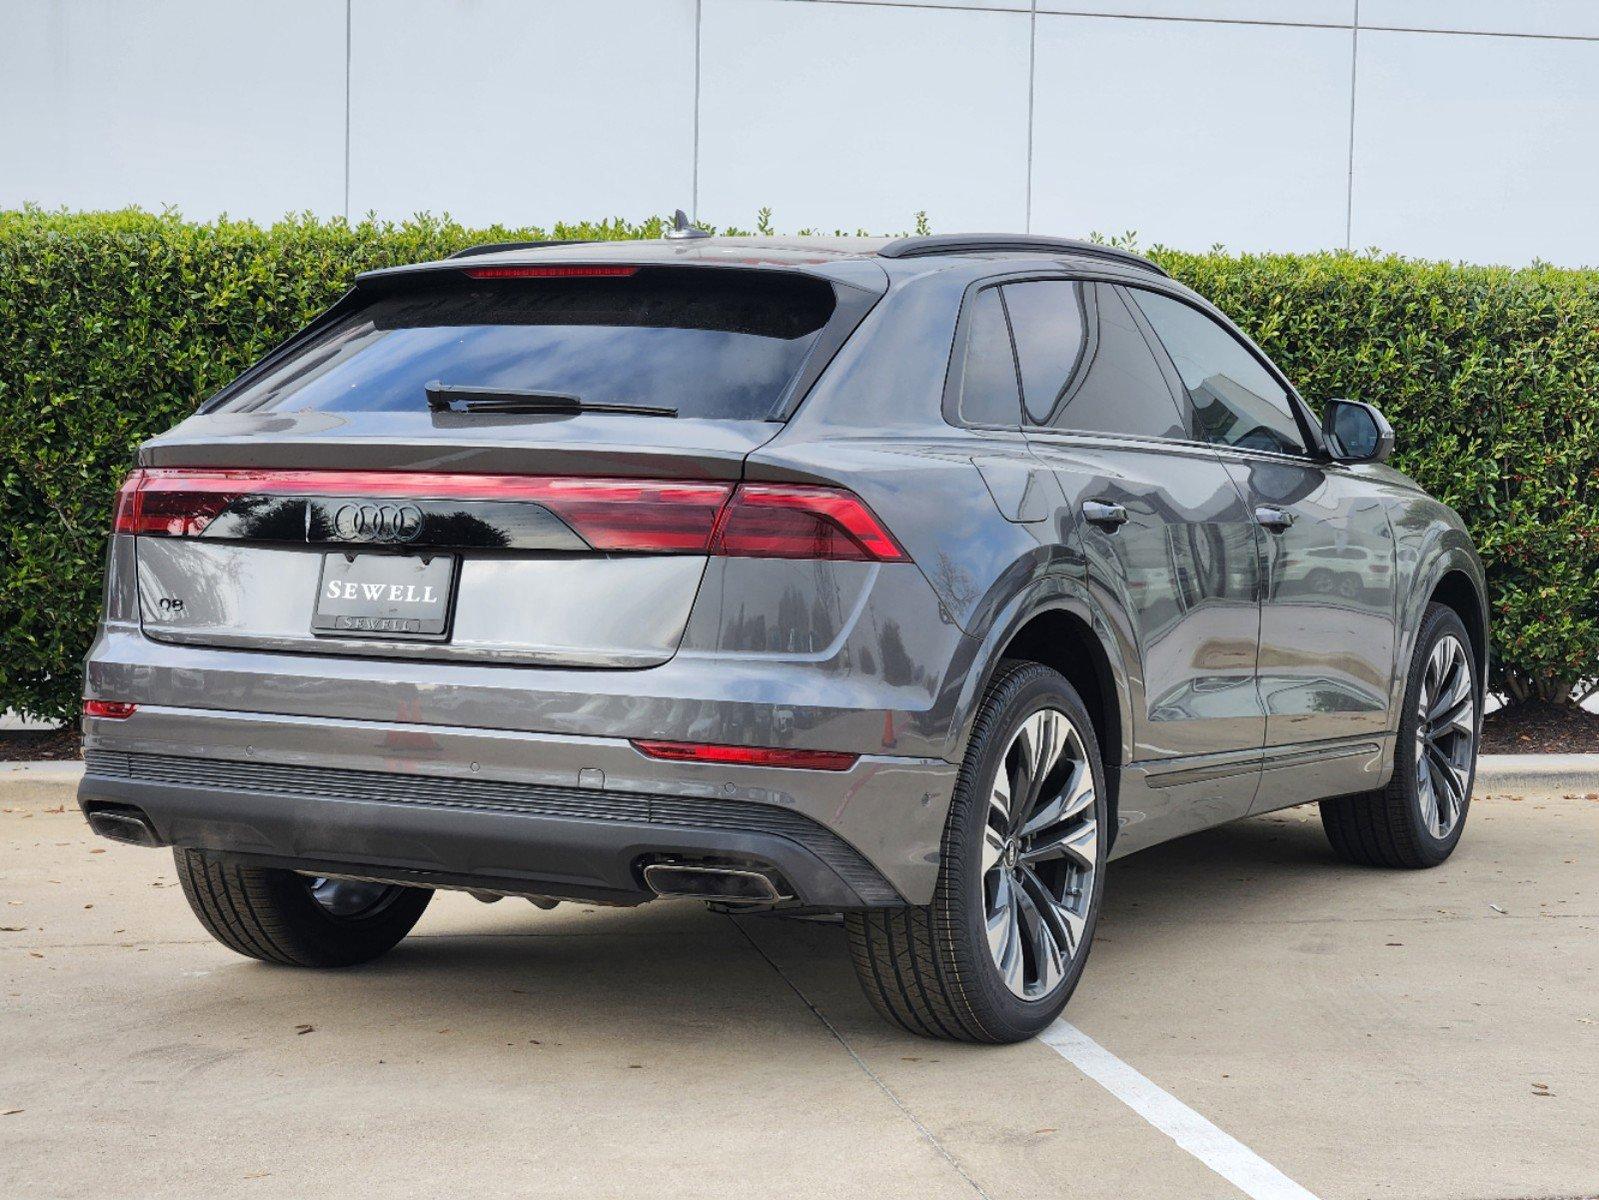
<box><xmin>124</xmin><ymin>262</ymin><xmax>871</xmax><ymax>668</ymax></box>
<box><xmin>129</xmin><ymin>417</ymin><xmax>770</xmax><ymax>667</ymax></box>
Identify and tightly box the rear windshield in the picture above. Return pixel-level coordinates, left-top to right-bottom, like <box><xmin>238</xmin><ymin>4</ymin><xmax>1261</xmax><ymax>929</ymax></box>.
<box><xmin>212</xmin><ymin>268</ymin><xmax>837</xmax><ymax>421</ymax></box>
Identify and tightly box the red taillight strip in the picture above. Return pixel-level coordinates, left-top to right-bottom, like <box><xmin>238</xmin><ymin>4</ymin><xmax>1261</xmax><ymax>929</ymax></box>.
<box><xmin>113</xmin><ymin>468</ymin><xmax>908</xmax><ymax>562</ymax></box>
<box><xmin>463</xmin><ymin>265</ymin><xmax>639</xmax><ymax>279</ymax></box>
<box><xmin>714</xmin><ymin>483</ymin><xmax>907</xmax><ymax>562</ymax></box>
<box><xmin>631</xmin><ymin>740</ymin><xmax>858</xmax><ymax>772</ymax></box>
<box><xmin>83</xmin><ymin>700</ymin><xmax>136</xmax><ymax>720</ymax></box>
<box><xmin>112</xmin><ymin>472</ymin><xmax>145</xmax><ymax>534</ymax></box>
<box><xmin>120</xmin><ymin>467</ymin><xmax>728</xmax><ymax>504</ymax></box>
<box><xmin>539</xmin><ymin>477</ymin><xmax>734</xmax><ymax>553</ymax></box>
<box><xmin>114</xmin><ymin>469</ymin><xmax>734</xmax><ymax>549</ymax></box>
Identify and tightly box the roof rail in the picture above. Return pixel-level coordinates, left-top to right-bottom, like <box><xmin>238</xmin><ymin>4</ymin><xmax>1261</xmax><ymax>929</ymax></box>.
<box><xmin>446</xmin><ymin>239</ymin><xmax>596</xmax><ymax>261</ymax></box>
<box><xmin>876</xmin><ymin>234</ymin><xmax>1168</xmax><ymax>277</ymax></box>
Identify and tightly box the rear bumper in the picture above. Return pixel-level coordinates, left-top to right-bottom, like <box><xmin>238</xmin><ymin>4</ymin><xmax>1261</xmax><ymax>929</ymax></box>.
<box><xmin>79</xmin><ymin>706</ymin><xmax>959</xmax><ymax>906</ymax></box>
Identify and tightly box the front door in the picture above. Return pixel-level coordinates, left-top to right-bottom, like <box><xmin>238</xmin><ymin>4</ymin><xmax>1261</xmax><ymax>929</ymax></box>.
<box><xmin>1125</xmin><ymin>286</ymin><xmax>1400</xmax><ymax>804</ymax></box>
<box><xmin>1219</xmin><ymin>455</ymin><xmax>1398</xmax><ymax>743</ymax></box>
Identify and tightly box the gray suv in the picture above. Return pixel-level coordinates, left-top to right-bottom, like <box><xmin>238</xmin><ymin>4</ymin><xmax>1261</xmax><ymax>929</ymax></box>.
<box><xmin>79</xmin><ymin>234</ymin><xmax>1485</xmax><ymax>1043</ymax></box>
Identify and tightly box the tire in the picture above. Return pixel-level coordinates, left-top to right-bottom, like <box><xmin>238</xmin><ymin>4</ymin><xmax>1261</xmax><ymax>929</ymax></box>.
<box><xmin>174</xmin><ymin>848</ymin><xmax>433</xmax><ymax>967</ymax></box>
<box><xmin>1320</xmin><ymin>603</ymin><xmax>1479</xmax><ymax>868</ymax></box>
<box><xmin>846</xmin><ymin>660</ymin><xmax>1108</xmax><ymax>1043</ymax></box>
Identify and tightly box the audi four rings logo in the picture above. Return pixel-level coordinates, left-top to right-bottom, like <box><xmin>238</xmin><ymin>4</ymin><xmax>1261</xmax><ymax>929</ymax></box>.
<box><xmin>332</xmin><ymin>503</ymin><xmax>425</xmax><ymax>543</ymax></box>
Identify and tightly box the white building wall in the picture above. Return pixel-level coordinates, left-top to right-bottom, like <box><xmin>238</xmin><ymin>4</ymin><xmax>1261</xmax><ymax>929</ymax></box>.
<box><xmin>3</xmin><ymin>0</ymin><xmax>1597</xmax><ymax>265</ymax></box>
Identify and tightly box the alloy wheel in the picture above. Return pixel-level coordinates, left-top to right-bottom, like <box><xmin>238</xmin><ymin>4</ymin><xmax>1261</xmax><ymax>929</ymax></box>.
<box><xmin>1415</xmin><ymin>633</ymin><xmax>1475</xmax><ymax>838</ymax></box>
<box><xmin>304</xmin><ymin>876</ymin><xmax>402</xmax><ymax>919</ymax></box>
<box><xmin>982</xmin><ymin>707</ymin><xmax>1099</xmax><ymax>1000</ymax></box>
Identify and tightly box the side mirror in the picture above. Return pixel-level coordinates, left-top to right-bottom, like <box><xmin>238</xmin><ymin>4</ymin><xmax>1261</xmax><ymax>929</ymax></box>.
<box><xmin>1321</xmin><ymin>399</ymin><xmax>1395</xmax><ymax>464</ymax></box>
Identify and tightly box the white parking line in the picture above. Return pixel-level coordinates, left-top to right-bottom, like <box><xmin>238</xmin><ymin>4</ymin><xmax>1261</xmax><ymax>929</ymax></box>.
<box><xmin>1042</xmin><ymin>1021</ymin><xmax>1321</xmax><ymax>1200</ymax></box>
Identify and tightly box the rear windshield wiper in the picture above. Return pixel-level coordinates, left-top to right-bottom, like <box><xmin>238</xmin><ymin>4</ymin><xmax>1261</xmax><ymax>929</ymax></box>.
<box><xmin>425</xmin><ymin>382</ymin><xmax>676</xmax><ymax>418</ymax></box>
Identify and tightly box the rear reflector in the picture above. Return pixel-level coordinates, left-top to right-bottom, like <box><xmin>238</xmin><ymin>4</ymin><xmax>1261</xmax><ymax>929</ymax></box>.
<box><xmin>83</xmin><ymin>700</ymin><xmax>137</xmax><ymax>720</ymax></box>
<box><xmin>113</xmin><ymin>469</ymin><xmax>906</xmax><ymax>562</ymax></box>
<box><xmin>462</xmin><ymin>265</ymin><xmax>639</xmax><ymax>280</ymax></box>
<box><xmin>630</xmin><ymin>740</ymin><xmax>858</xmax><ymax>771</ymax></box>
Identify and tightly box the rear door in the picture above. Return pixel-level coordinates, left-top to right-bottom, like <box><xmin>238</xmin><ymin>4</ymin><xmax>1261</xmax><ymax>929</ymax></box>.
<box><xmin>1126</xmin><ymin>287</ymin><xmax>1399</xmax><ymax>796</ymax></box>
<box><xmin>128</xmin><ymin>265</ymin><xmax>853</xmax><ymax>668</ymax></box>
<box><xmin>1001</xmin><ymin>278</ymin><xmax>1266</xmax><ymax>839</ymax></box>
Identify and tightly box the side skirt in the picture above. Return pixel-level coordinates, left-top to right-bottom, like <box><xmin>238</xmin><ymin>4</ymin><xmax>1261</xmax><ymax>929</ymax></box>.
<box><xmin>1109</xmin><ymin>734</ymin><xmax>1394</xmax><ymax>859</ymax></box>
<box><xmin>1250</xmin><ymin>734</ymin><xmax>1394</xmax><ymax>816</ymax></box>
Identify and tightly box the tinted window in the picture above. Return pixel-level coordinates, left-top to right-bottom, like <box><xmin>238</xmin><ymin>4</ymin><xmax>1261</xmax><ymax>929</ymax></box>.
<box><xmin>1063</xmin><ymin>285</ymin><xmax>1185</xmax><ymax>439</ymax></box>
<box><xmin>1002</xmin><ymin>280</ymin><xmax>1088</xmax><ymax>425</ymax></box>
<box><xmin>955</xmin><ymin>287</ymin><xmax>1021</xmax><ymax>427</ymax></box>
<box><xmin>214</xmin><ymin>269</ymin><xmax>836</xmax><ymax>421</ymax></box>
<box><xmin>1129</xmin><ymin>289</ymin><xmax>1305</xmax><ymax>454</ymax></box>
<box><xmin>1004</xmin><ymin>281</ymin><xmax>1186</xmax><ymax>439</ymax></box>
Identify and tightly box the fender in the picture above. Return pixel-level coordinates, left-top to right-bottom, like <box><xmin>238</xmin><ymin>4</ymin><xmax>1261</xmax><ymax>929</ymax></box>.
<box><xmin>938</xmin><ymin>570</ymin><xmax>1138</xmax><ymax>840</ymax></box>
<box><xmin>1392</xmin><ymin>525</ymin><xmax>1488</xmax><ymax>722</ymax></box>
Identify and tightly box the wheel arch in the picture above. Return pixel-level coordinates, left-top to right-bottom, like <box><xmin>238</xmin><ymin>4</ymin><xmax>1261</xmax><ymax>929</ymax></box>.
<box><xmin>945</xmin><ymin>580</ymin><xmax>1134</xmax><ymax>844</ymax></box>
<box><xmin>1405</xmin><ymin>539</ymin><xmax>1489</xmax><ymax>707</ymax></box>
<box><xmin>1427</xmin><ymin>567</ymin><xmax>1488</xmax><ymax>684</ymax></box>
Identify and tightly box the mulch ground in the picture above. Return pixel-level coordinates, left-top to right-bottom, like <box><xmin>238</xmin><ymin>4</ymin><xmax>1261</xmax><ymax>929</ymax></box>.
<box><xmin>0</xmin><ymin>727</ymin><xmax>83</xmax><ymax>761</ymax></box>
<box><xmin>1481</xmin><ymin>701</ymin><xmax>1599</xmax><ymax>755</ymax></box>
<box><xmin>4</xmin><ymin>703</ymin><xmax>1595</xmax><ymax>760</ymax></box>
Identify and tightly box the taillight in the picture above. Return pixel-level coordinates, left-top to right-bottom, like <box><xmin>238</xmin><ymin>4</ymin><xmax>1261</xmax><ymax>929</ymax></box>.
<box><xmin>111</xmin><ymin>469</ymin><xmax>906</xmax><ymax>562</ymax></box>
<box><xmin>114</xmin><ymin>469</ymin><xmax>242</xmax><ymax>537</ymax></box>
<box><xmin>531</xmin><ymin>478</ymin><xmax>733</xmax><ymax>552</ymax></box>
<box><xmin>83</xmin><ymin>699</ymin><xmax>136</xmax><ymax>719</ymax></box>
<box><xmin>631</xmin><ymin>740</ymin><xmax>858</xmax><ymax>771</ymax></box>
<box><xmin>711</xmin><ymin>484</ymin><xmax>906</xmax><ymax>562</ymax></box>
<box><xmin>111</xmin><ymin>469</ymin><xmax>733</xmax><ymax>549</ymax></box>
<box><xmin>111</xmin><ymin>471</ymin><xmax>145</xmax><ymax>534</ymax></box>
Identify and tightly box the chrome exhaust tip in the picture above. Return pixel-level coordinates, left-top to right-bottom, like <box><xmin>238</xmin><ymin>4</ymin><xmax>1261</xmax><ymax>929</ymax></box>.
<box><xmin>84</xmin><ymin>805</ymin><xmax>162</xmax><ymax>848</ymax></box>
<box><xmin>641</xmin><ymin>862</ymin><xmax>790</xmax><ymax>905</ymax></box>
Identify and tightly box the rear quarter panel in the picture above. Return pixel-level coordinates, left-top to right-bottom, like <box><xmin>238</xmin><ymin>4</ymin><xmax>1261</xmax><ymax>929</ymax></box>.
<box><xmin>750</xmin><ymin>268</ymin><xmax>1126</xmax><ymax>766</ymax></box>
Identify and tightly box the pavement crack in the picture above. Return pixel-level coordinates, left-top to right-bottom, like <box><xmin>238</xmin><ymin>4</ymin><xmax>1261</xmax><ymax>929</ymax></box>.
<box><xmin>729</xmin><ymin>916</ymin><xmax>993</xmax><ymax>1200</ymax></box>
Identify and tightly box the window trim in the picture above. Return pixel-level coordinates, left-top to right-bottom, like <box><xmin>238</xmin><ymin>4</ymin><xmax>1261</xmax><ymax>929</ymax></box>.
<box><xmin>1119</xmin><ymin>282</ymin><xmax>1328</xmax><ymax>462</ymax></box>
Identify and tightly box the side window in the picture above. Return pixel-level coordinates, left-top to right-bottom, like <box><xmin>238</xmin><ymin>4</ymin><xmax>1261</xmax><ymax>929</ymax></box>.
<box><xmin>955</xmin><ymin>287</ymin><xmax>1022</xmax><ymax>428</ymax></box>
<box><xmin>1001</xmin><ymin>280</ymin><xmax>1087</xmax><ymax>426</ymax></box>
<box><xmin>1004</xmin><ymin>281</ymin><xmax>1186</xmax><ymax>440</ymax></box>
<box><xmin>1128</xmin><ymin>289</ymin><xmax>1306</xmax><ymax>455</ymax></box>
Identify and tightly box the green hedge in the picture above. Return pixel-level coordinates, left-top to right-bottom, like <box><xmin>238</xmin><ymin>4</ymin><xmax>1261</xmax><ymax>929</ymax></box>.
<box><xmin>1</xmin><ymin>208</ymin><xmax>1595</xmax><ymax>722</ymax></box>
<box><xmin>1158</xmin><ymin>248</ymin><xmax>1599</xmax><ymax>710</ymax></box>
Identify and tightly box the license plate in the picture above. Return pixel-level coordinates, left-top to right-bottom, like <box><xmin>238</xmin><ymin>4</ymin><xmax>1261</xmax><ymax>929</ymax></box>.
<box><xmin>312</xmin><ymin>553</ymin><xmax>457</xmax><ymax>639</ymax></box>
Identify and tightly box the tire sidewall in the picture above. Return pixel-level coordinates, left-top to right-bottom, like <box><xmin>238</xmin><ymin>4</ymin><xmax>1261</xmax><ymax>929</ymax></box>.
<box><xmin>1393</xmin><ymin>605</ymin><xmax>1479</xmax><ymax>865</ymax></box>
<box><xmin>258</xmin><ymin>866</ymin><xmax>433</xmax><ymax>966</ymax></box>
<box><xmin>941</xmin><ymin>662</ymin><xmax>1108</xmax><ymax>1041</ymax></box>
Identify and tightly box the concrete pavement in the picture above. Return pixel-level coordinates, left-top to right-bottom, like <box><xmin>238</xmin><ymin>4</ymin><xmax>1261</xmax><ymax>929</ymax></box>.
<box><xmin>2</xmin><ymin>785</ymin><xmax>1596</xmax><ymax>1199</ymax></box>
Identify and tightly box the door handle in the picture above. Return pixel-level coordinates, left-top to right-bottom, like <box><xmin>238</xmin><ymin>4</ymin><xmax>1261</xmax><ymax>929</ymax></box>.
<box><xmin>1082</xmin><ymin>500</ymin><xmax>1129</xmax><ymax>530</ymax></box>
<box><xmin>1255</xmin><ymin>505</ymin><xmax>1295</xmax><ymax>533</ymax></box>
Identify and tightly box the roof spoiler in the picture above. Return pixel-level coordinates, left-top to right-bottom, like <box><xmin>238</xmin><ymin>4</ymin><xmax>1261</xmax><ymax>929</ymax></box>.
<box><xmin>877</xmin><ymin>234</ymin><xmax>1168</xmax><ymax>277</ymax></box>
<box><xmin>446</xmin><ymin>239</ymin><xmax>597</xmax><ymax>260</ymax></box>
